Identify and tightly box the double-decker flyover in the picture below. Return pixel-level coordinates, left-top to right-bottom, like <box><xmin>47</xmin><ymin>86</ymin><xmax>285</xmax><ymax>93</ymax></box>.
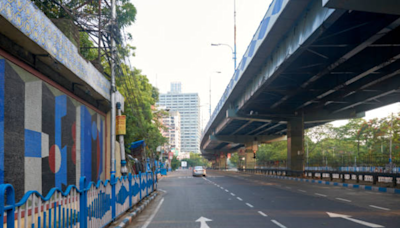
<box><xmin>200</xmin><ymin>0</ymin><xmax>400</xmax><ymax>171</ymax></box>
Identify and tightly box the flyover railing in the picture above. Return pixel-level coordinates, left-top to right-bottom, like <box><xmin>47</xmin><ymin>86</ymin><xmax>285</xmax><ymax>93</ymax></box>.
<box><xmin>239</xmin><ymin>168</ymin><xmax>400</xmax><ymax>188</ymax></box>
<box><xmin>0</xmin><ymin>172</ymin><xmax>157</xmax><ymax>228</ymax></box>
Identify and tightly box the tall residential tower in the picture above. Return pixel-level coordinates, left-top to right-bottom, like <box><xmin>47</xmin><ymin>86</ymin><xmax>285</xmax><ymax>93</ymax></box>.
<box><xmin>157</xmin><ymin>83</ymin><xmax>200</xmax><ymax>153</ymax></box>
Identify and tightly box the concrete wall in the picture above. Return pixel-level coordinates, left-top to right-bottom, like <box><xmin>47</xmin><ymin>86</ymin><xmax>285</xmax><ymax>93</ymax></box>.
<box><xmin>0</xmin><ymin>56</ymin><xmax>107</xmax><ymax>200</ymax></box>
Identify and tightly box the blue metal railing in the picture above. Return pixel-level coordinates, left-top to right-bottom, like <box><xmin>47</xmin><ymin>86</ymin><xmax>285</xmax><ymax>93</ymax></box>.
<box><xmin>0</xmin><ymin>171</ymin><xmax>158</xmax><ymax>228</ymax></box>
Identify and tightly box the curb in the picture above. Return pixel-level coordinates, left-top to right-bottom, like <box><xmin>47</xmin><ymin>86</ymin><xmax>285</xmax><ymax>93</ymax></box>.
<box><xmin>267</xmin><ymin>175</ymin><xmax>400</xmax><ymax>194</ymax></box>
<box><xmin>113</xmin><ymin>193</ymin><xmax>158</xmax><ymax>228</ymax></box>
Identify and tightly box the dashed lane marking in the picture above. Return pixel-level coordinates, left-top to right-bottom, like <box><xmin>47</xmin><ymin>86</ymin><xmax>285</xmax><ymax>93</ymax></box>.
<box><xmin>237</xmin><ymin>197</ymin><xmax>243</xmax><ymax>201</ymax></box>
<box><xmin>258</xmin><ymin>211</ymin><xmax>267</xmax><ymax>217</ymax></box>
<box><xmin>336</xmin><ymin>198</ymin><xmax>351</xmax><ymax>202</ymax></box>
<box><xmin>246</xmin><ymin>203</ymin><xmax>254</xmax><ymax>208</ymax></box>
<box><xmin>298</xmin><ymin>189</ymin><xmax>306</xmax><ymax>193</ymax></box>
<box><xmin>315</xmin><ymin>193</ymin><xmax>327</xmax><ymax>197</ymax></box>
<box><xmin>271</xmin><ymin>220</ymin><xmax>287</xmax><ymax>228</ymax></box>
<box><xmin>369</xmin><ymin>205</ymin><xmax>390</xmax><ymax>211</ymax></box>
<box><xmin>225</xmin><ymin>189</ymin><xmax>229</xmax><ymax>192</ymax></box>
<box><xmin>231</xmin><ymin>193</ymin><xmax>235</xmax><ymax>196</ymax></box>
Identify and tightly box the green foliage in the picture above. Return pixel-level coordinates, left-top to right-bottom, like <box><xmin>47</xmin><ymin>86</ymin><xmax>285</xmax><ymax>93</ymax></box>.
<box><xmin>181</xmin><ymin>153</ymin><xmax>210</xmax><ymax>167</ymax></box>
<box><xmin>171</xmin><ymin>156</ymin><xmax>180</xmax><ymax>171</ymax></box>
<box><xmin>254</xmin><ymin>114</ymin><xmax>400</xmax><ymax>168</ymax></box>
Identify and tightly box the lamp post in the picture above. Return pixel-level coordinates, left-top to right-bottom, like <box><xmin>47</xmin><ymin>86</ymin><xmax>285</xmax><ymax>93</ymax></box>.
<box><xmin>211</xmin><ymin>43</ymin><xmax>237</xmax><ymax>70</ymax></box>
<box><xmin>209</xmin><ymin>71</ymin><xmax>221</xmax><ymax>118</ymax></box>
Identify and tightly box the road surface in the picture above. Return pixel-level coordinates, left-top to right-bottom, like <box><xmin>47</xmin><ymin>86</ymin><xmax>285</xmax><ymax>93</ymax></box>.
<box><xmin>127</xmin><ymin>170</ymin><xmax>400</xmax><ymax>228</ymax></box>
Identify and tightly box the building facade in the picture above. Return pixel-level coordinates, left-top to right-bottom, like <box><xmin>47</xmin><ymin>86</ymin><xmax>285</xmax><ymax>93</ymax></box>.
<box><xmin>161</xmin><ymin>111</ymin><xmax>181</xmax><ymax>156</ymax></box>
<box><xmin>157</xmin><ymin>84</ymin><xmax>200</xmax><ymax>153</ymax></box>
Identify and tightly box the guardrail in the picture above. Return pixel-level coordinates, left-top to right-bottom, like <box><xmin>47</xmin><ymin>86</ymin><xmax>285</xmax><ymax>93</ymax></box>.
<box><xmin>239</xmin><ymin>168</ymin><xmax>400</xmax><ymax>188</ymax></box>
<box><xmin>0</xmin><ymin>172</ymin><xmax>157</xmax><ymax>228</ymax></box>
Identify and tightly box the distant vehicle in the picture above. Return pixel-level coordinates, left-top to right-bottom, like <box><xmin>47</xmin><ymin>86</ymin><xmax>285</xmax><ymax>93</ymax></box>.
<box><xmin>193</xmin><ymin>166</ymin><xmax>206</xmax><ymax>177</ymax></box>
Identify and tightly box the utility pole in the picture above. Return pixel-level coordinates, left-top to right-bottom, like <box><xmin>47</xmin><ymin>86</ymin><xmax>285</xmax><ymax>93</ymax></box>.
<box><xmin>110</xmin><ymin>0</ymin><xmax>116</xmax><ymax>176</ymax></box>
<box><xmin>209</xmin><ymin>76</ymin><xmax>211</xmax><ymax>118</ymax></box>
<box><xmin>234</xmin><ymin>0</ymin><xmax>237</xmax><ymax>69</ymax></box>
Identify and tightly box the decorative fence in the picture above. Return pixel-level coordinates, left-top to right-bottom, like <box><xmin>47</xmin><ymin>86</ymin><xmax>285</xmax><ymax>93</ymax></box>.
<box><xmin>0</xmin><ymin>172</ymin><xmax>157</xmax><ymax>228</ymax></box>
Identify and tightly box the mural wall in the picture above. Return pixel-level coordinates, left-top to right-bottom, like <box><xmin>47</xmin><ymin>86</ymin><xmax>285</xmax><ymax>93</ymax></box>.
<box><xmin>0</xmin><ymin>56</ymin><xmax>107</xmax><ymax>200</ymax></box>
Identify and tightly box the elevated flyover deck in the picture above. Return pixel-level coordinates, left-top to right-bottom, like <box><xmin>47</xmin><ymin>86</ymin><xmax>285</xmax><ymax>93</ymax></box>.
<box><xmin>200</xmin><ymin>0</ymin><xmax>400</xmax><ymax>170</ymax></box>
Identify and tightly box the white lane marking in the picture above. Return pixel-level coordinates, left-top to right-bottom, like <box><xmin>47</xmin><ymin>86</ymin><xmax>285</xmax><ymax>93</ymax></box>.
<box><xmin>246</xmin><ymin>203</ymin><xmax>254</xmax><ymax>208</ymax></box>
<box><xmin>369</xmin><ymin>205</ymin><xmax>390</xmax><ymax>211</ymax></box>
<box><xmin>315</xmin><ymin>193</ymin><xmax>327</xmax><ymax>197</ymax></box>
<box><xmin>298</xmin><ymin>189</ymin><xmax>306</xmax><ymax>193</ymax></box>
<box><xmin>336</xmin><ymin>198</ymin><xmax>351</xmax><ymax>202</ymax></box>
<box><xmin>225</xmin><ymin>189</ymin><xmax>229</xmax><ymax>192</ymax></box>
<box><xmin>142</xmin><ymin>198</ymin><xmax>164</xmax><ymax>228</ymax></box>
<box><xmin>237</xmin><ymin>197</ymin><xmax>243</xmax><ymax>201</ymax></box>
<box><xmin>158</xmin><ymin>189</ymin><xmax>167</xmax><ymax>193</ymax></box>
<box><xmin>231</xmin><ymin>193</ymin><xmax>235</xmax><ymax>196</ymax></box>
<box><xmin>271</xmin><ymin>220</ymin><xmax>287</xmax><ymax>228</ymax></box>
<box><xmin>258</xmin><ymin>211</ymin><xmax>267</xmax><ymax>217</ymax></box>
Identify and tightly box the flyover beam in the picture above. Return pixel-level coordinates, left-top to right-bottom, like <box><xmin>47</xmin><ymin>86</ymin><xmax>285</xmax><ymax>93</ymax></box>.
<box><xmin>323</xmin><ymin>0</ymin><xmax>400</xmax><ymax>15</ymax></box>
<box><xmin>210</xmin><ymin>134</ymin><xmax>285</xmax><ymax>144</ymax></box>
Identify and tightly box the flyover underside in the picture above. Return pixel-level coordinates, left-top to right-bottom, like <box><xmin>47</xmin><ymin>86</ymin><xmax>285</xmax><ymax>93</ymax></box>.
<box><xmin>202</xmin><ymin>7</ymin><xmax>400</xmax><ymax>168</ymax></box>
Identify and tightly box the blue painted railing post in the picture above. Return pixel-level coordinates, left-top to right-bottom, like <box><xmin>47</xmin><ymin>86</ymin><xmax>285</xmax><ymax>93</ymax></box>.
<box><xmin>79</xmin><ymin>176</ymin><xmax>87</xmax><ymax>228</ymax></box>
<box><xmin>146</xmin><ymin>172</ymin><xmax>149</xmax><ymax>196</ymax></box>
<box><xmin>139</xmin><ymin>171</ymin><xmax>142</xmax><ymax>201</ymax></box>
<box><xmin>111</xmin><ymin>174</ymin><xmax>116</xmax><ymax>220</ymax></box>
<box><xmin>128</xmin><ymin>173</ymin><xmax>132</xmax><ymax>208</ymax></box>
<box><xmin>0</xmin><ymin>184</ymin><xmax>15</xmax><ymax>228</ymax></box>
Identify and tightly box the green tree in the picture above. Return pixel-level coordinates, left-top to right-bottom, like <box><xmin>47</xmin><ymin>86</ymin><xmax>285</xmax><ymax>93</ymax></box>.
<box><xmin>171</xmin><ymin>156</ymin><xmax>180</xmax><ymax>171</ymax></box>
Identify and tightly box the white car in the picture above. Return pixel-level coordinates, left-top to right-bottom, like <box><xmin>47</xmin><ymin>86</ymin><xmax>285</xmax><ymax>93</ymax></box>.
<box><xmin>193</xmin><ymin>166</ymin><xmax>206</xmax><ymax>177</ymax></box>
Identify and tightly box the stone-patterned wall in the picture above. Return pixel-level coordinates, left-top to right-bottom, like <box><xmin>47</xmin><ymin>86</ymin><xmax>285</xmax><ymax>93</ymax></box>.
<box><xmin>0</xmin><ymin>56</ymin><xmax>107</xmax><ymax>200</ymax></box>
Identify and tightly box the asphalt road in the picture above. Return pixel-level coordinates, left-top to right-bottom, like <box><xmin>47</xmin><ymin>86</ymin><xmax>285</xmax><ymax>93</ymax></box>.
<box><xmin>128</xmin><ymin>170</ymin><xmax>400</xmax><ymax>228</ymax></box>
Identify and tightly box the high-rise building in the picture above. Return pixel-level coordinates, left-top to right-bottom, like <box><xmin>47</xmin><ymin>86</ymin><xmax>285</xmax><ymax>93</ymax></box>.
<box><xmin>157</xmin><ymin>83</ymin><xmax>200</xmax><ymax>153</ymax></box>
<box><xmin>161</xmin><ymin>111</ymin><xmax>181</xmax><ymax>156</ymax></box>
<box><xmin>170</xmin><ymin>82</ymin><xmax>182</xmax><ymax>93</ymax></box>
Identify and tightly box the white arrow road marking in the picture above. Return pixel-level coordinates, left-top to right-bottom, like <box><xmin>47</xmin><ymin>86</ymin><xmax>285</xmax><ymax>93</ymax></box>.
<box><xmin>142</xmin><ymin>198</ymin><xmax>164</xmax><ymax>228</ymax></box>
<box><xmin>196</xmin><ymin>216</ymin><xmax>212</xmax><ymax>228</ymax></box>
<box><xmin>327</xmin><ymin>212</ymin><xmax>384</xmax><ymax>228</ymax></box>
<box><xmin>369</xmin><ymin>205</ymin><xmax>390</xmax><ymax>211</ymax></box>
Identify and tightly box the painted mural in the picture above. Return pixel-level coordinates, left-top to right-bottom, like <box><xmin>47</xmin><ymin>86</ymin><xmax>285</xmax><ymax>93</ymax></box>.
<box><xmin>0</xmin><ymin>56</ymin><xmax>106</xmax><ymax>200</ymax></box>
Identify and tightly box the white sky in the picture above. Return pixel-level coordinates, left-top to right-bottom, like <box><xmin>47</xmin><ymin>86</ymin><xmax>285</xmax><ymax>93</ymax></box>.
<box><xmin>127</xmin><ymin>0</ymin><xmax>399</xmax><ymax>129</ymax></box>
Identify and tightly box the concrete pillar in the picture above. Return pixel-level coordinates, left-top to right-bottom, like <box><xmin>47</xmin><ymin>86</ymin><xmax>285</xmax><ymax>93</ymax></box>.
<box><xmin>287</xmin><ymin>116</ymin><xmax>304</xmax><ymax>171</ymax></box>
<box><xmin>245</xmin><ymin>143</ymin><xmax>256</xmax><ymax>169</ymax></box>
<box><xmin>219</xmin><ymin>153</ymin><xmax>226</xmax><ymax>170</ymax></box>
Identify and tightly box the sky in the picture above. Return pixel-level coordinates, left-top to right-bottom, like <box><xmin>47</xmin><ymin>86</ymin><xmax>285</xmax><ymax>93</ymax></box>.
<box><xmin>126</xmin><ymin>0</ymin><xmax>399</xmax><ymax>129</ymax></box>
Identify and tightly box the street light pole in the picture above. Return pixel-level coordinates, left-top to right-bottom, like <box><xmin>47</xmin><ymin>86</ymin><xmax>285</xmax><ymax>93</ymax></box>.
<box><xmin>110</xmin><ymin>0</ymin><xmax>116</xmax><ymax>177</ymax></box>
<box><xmin>234</xmin><ymin>0</ymin><xmax>237</xmax><ymax>70</ymax></box>
<box><xmin>211</xmin><ymin>43</ymin><xmax>236</xmax><ymax>70</ymax></box>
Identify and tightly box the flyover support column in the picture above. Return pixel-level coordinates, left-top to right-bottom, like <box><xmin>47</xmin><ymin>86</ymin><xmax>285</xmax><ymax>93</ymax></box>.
<box><xmin>245</xmin><ymin>143</ymin><xmax>257</xmax><ymax>169</ymax></box>
<box><xmin>287</xmin><ymin>115</ymin><xmax>304</xmax><ymax>173</ymax></box>
<box><xmin>219</xmin><ymin>153</ymin><xmax>227</xmax><ymax>170</ymax></box>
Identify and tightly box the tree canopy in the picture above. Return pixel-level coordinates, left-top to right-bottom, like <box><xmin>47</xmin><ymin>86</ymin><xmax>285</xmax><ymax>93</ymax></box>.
<box><xmin>251</xmin><ymin>114</ymin><xmax>400</xmax><ymax>168</ymax></box>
